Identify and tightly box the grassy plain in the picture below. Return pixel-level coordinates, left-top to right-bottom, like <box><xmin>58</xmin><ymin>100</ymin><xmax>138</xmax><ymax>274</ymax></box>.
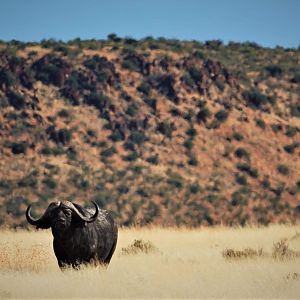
<box><xmin>0</xmin><ymin>225</ymin><xmax>300</xmax><ymax>298</ymax></box>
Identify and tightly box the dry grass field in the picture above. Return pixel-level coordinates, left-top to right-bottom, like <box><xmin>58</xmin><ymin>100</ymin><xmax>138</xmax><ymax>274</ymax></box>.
<box><xmin>0</xmin><ymin>225</ymin><xmax>300</xmax><ymax>299</ymax></box>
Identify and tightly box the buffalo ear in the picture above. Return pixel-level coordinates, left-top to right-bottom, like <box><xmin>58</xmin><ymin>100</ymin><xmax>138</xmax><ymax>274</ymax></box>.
<box><xmin>71</xmin><ymin>214</ymin><xmax>87</xmax><ymax>227</ymax></box>
<box><xmin>36</xmin><ymin>221</ymin><xmax>51</xmax><ymax>229</ymax></box>
<box><xmin>36</xmin><ymin>218</ymin><xmax>51</xmax><ymax>229</ymax></box>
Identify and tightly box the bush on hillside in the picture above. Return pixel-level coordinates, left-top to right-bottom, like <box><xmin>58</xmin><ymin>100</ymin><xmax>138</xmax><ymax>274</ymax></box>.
<box><xmin>242</xmin><ymin>89</ymin><xmax>275</xmax><ymax>109</ymax></box>
<box><xmin>11</xmin><ymin>142</ymin><xmax>28</xmax><ymax>154</ymax></box>
<box><xmin>49</xmin><ymin>128</ymin><xmax>72</xmax><ymax>145</ymax></box>
<box><xmin>265</xmin><ymin>65</ymin><xmax>283</xmax><ymax>77</ymax></box>
<box><xmin>215</xmin><ymin>109</ymin><xmax>229</xmax><ymax>123</ymax></box>
<box><xmin>8</xmin><ymin>91</ymin><xmax>25</xmax><ymax>109</ymax></box>
<box><xmin>277</xmin><ymin>164</ymin><xmax>289</xmax><ymax>176</ymax></box>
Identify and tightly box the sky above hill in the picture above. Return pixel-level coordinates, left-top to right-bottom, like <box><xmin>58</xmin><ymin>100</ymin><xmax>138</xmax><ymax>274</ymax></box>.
<box><xmin>0</xmin><ymin>0</ymin><xmax>299</xmax><ymax>48</ymax></box>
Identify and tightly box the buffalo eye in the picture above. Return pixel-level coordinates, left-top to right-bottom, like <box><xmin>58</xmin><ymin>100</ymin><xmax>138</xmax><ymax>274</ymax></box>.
<box><xmin>64</xmin><ymin>210</ymin><xmax>72</xmax><ymax>217</ymax></box>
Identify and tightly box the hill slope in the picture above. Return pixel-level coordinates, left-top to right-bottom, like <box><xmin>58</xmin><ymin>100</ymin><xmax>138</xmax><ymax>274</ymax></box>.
<box><xmin>0</xmin><ymin>38</ymin><xmax>299</xmax><ymax>227</ymax></box>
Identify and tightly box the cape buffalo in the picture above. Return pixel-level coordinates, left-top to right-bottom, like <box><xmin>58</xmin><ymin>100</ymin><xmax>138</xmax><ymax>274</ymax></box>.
<box><xmin>26</xmin><ymin>201</ymin><xmax>118</xmax><ymax>269</ymax></box>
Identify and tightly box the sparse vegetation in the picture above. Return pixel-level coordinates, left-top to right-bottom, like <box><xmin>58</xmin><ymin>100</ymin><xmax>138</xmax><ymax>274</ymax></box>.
<box><xmin>11</xmin><ymin>142</ymin><xmax>28</xmax><ymax>154</ymax></box>
<box><xmin>137</xmin><ymin>81</ymin><xmax>151</xmax><ymax>95</ymax></box>
<box><xmin>242</xmin><ymin>89</ymin><xmax>275</xmax><ymax>109</ymax></box>
<box><xmin>101</xmin><ymin>146</ymin><xmax>117</xmax><ymax>158</ymax></box>
<box><xmin>235</xmin><ymin>147</ymin><xmax>250</xmax><ymax>160</ymax></box>
<box><xmin>255</xmin><ymin>118</ymin><xmax>266</xmax><ymax>129</ymax></box>
<box><xmin>277</xmin><ymin>164</ymin><xmax>289</xmax><ymax>176</ymax></box>
<box><xmin>121</xmin><ymin>239</ymin><xmax>158</xmax><ymax>255</ymax></box>
<box><xmin>232</xmin><ymin>132</ymin><xmax>244</xmax><ymax>141</ymax></box>
<box><xmin>8</xmin><ymin>91</ymin><xmax>26</xmax><ymax>109</ymax></box>
<box><xmin>236</xmin><ymin>163</ymin><xmax>258</xmax><ymax>178</ymax></box>
<box><xmin>0</xmin><ymin>226</ymin><xmax>299</xmax><ymax>298</ymax></box>
<box><xmin>0</xmin><ymin>38</ymin><xmax>299</xmax><ymax>228</ymax></box>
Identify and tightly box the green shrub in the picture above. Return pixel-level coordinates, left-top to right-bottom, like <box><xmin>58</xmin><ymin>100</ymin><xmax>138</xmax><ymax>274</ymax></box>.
<box><xmin>6</xmin><ymin>196</ymin><xmax>28</xmax><ymax>217</ymax></box>
<box><xmin>0</xmin><ymin>68</ymin><xmax>16</xmax><ymax>87</ymax></box>
<box><xmin>40</xmin><ymin>145</ymin><xmax>52</xmax><ymax>155</ymax></box>
<box><xmin>144</xmin><ymin>97</ymin><xmax>157</xmax><ymax>110</ymax></box>
<box><xmin>186</xmin><ymin>126</ymin><xmax>197</xmax><ymax>139</ymax></box>
<box><xmin>271</xmin><ymin>123</ymin><xmax>282</xmax><ymax>133</ymax></box>
<box><xmin>205</xmin><ymin>39</ymin><xmax>223</xmax><ymax>49</ymax></box>
<box><xmin>129</xmin><ymin>130</ymin><xmax>145</xmax><ymax>145</ymax></box>
<box><xmin>98</xmin><ymin>141</ymin><xmax>108</xmax><ymax>148</ymax></box>
<box><xmin>137</xmin><ymin>81</ymin><xmax>151</xmax><ymax>95</ymax></box>
<box><xmin>101</xmin><ymin>146</ymin><xmax>117</xmax><ymax>158</ymax></box>
<box><xmin>188</xmin><ymin>154</ymin><xmax>198</xmax><ymax>166</ymax></box>
<box><xmin>189</xmin><ymin>182</ymin><xmax>201</xmax><ymax>194</ymax></box>
<box><xmin>149</xmin><ymin>74</ymin><xmax>177</xmax><ymax>101</ymax></box>
<box><xmin>157</xmin><ymin>121</ymin><xmax>174</xmax><ymax>138</ymax></box>
<box><xmin>8</xmin><ymin>91</ymin><xmax>25</xmax><ymax>109</ymax></box>
<box><xmin>236</xmin><ymin>163</ymin><xmax>258</xmax><ymax>178</ymax></box>
<box><xmin>167</xmin><ymin>172</ymin><xmax>184</xmax><ymax>190</ymax></box>
<box><xmin>67</xmin><ymin>146</ymin><xmax>77</xmax><ymax>161</ymax></box>
<box><xmin>109</xmin><ymin>130</ymin><xmax>124</xmax><ymax>142</ymax></box>
<box><xmin>43</xmin><ymin>177</ymin><xmax>57</xmax><ymax>189</ymax></box>
<box><xmin>215</xmin><ymin>109</ymin><xmax>229</xmax><ymax>123</ymax></box>
<box><xmin>123</xmin><ymin>141</ymin><xmax>135</xmax><ymax>151</ymax></box>
<box><xmin>182</xmin><ymin>73</ymin><xmax>195</xmax><ymax>87</ymax></box>
<box><xmin>144</xmin><ymin>201</ymin><xmax>160</xmax><ymax>224</ymax></box>
<box><xmin>232</xmin><ymin>132</ymin><xmax>244</xmax><ymax>141</ymax></box>
<box><xmin>57</xmin><ymin>109</ymin><xmax>70</xmax><ymax>118</ymax></box>
<box><xmin>183</xmin><ymin>139</ymin><xmax>193</xmax><ymax>150</ymax></box>
<box><xmin>51</xmin><ymin>146</ymin><xmax>65</xmax><ymax>156</ymax></box>
<box><xmin>296</xmin><ymin>180</ymin><xmax>300</xmax><ymax>192</ymax></box>
<box><xmin>121</xmin><ymin>239</ymin><xmax>158</xmax><ymax>255</ymax></box>
<box><xmin>242</xmin><ymin>89</ymin><xmax>275</xmax><ymax>109</ymax></box>
<box><xmin>184</xmin><ymin>109</ymin><xmax>195</xmax><ymax>122</ymax></box>
<box><xmin>87</xmin><ymin>129</ymin><xmax>97</xmax><ymax>138</ymax></box>
<box><xmin>107</xmin><ymin>33</ymin><xmax>121</xmax><ymax>42</ymax></box>
<box><xmin>117</xmin><ymin>184</ymin><xmax>129</xmax><ymax>194</ymax></box>
<box><xmin>123</xmin><ymin>151</ymin><xmax>139</xmax><ymax>161</ymax></box>
<box><xmin>235</xmin><ymin>147</ymin><xmax>250</xmax><ymax>160</ymax></box>
<box><xmin>196</xmin><ymin>107</ymin><xmax>211</xmax><ymax>123</ymax></box>
<box><xmin>235</xmin><ymin>173</ymin><xmax>248</xmax><ymax>185</ymax></box>
<box><xmin>188</xmin><ymin>66</ymin><xmax>202</xmax><ymax>82</ymax></box>
<box><xmin>197</xmin><ymin>100</ymin><xmax>206</xmax><ymax>109</ymax></box>
<box><xmin>194</xmin><ymin>50</ymin><xmax>205</xmax><ymax>60</ymax></box>
<box><xmin>68</xmin><ymin>171</ymin><xmax>89</xmax><ymax>190</ymax></box>
<box><xmin>146</xmin><ymin>154</ymin><xmax>159</xmax><ymax>165</ymax></box>
<box><xmin>231</xmin><ymin>188</ymin><xmax>249</xmax><ymax>206</ymax></box>
<box><xmin>272</xmin><ymin>182</ymin><xmax>285</xmax><ymax>197</ymax></box>
<box><xmin>291</xmin><ymin>72</ymin><xmax>300</xmax><ymax>83</ymax></box>
<box><xmin>255</xmin><ymin>118</ymin><xmax>266</xmax><ymax>129</ymax></box>
<box><xmin>290</xmin><ymin>104</ymin><xmax>300</xmax><ymax>118</ymax></box>
<box><xmin>0</xmin><ymin>96</ymin><xmax>9</xmax><ymax>108</ymax></box>
<box><xmin>261</xmin><ymin>176</ymin><xmax>271</xmax><ymax>189</ymax></box>
<box><xmin>18</xmin><ymin>172</ymin><xmax>38</xmax><ymax>188</ymax></box>
<box><xmin>215</xmin><ymin>79</ymin><xmax>225</xmax><ymax>92</ymax></box>
<box><xmin>277</xmin><ymin>164</ymin><xmax>289</xmax><ymax>176</ymax></box>
<box><xmin>93</xmin><ymin>191</ymin><xmax>115</xmax><ymax>208</ymax></box>
<box><xmin>283</xmin><ymin>143</ymin><xmax>299</xmax><ymax>154</ymax></box>
<box><xmin>265</xmin><ymin>65</ymin><xmax>283</xmax><ymax>77</ymax></box>
<box><xmin>11</xmin><ymin>142</ymin><xmax>28</xmax><ymax>154</ymax></box>
<box><xmin>122</xmin><ymin>58</ymin><xmax>140</xmax><ymax>72</ymax></box>
<box><xmin>85</xmin><ymin>92</ymin><xmax>111</xmax><ymax>110</ymax></box>
<box><xmin>126</xmin><ymin>103</ymin><xmax>139</xmax><ymax>116</ymax></box>
<box><xmin>285</xmin><ymin>126</ymin><xmax>298</xmax><ymax>137</ymax></box>
<box><xmin>129</xmin><ymin>164</ymin><xmax>144</xmax><ymax>174</ymax></box>
<box><xmin>34</xmin><ymin>61</ymin><xmax>63</xmax><ymax>86</ymax></box>
<box><xmin>50</xmin><ymin>128</ymin><xmax>72</xmax><ymax>145</ymax></box>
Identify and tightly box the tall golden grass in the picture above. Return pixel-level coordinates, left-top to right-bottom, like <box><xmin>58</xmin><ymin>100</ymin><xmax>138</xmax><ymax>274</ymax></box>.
<box><xmin>0</xmin><ymin>225</ymin><xmax>300</xmax><ymax>298</ymax></box>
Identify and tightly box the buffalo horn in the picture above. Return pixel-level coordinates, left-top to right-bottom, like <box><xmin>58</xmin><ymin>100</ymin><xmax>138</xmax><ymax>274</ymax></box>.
<box><xmin>26</xmin><ymin>201</ymin><xmax>61</xmax><ymax>227</ymax></box>
<box><xmin>63</xmin><ymin>201</ymin><xmax>99</xmax><ymax>223</ymax></box>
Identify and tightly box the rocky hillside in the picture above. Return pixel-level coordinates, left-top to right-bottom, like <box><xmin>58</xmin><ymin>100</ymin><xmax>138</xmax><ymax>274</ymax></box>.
<box><xmin>0</xmin><ymin>37</ymin><xmax>299</xmax><ymax>227</ymax></box>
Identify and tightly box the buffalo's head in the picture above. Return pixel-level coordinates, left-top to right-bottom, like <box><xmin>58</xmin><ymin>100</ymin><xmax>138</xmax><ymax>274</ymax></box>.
<box><xmin>26</xmin><ymin>201</ymin><xmax>99</xmax><ymax>232</ymax></box>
